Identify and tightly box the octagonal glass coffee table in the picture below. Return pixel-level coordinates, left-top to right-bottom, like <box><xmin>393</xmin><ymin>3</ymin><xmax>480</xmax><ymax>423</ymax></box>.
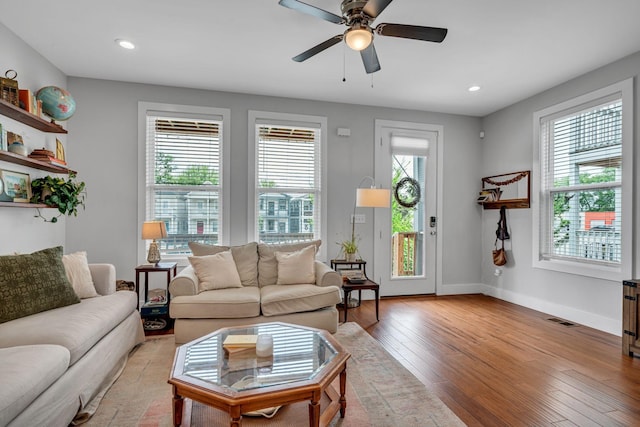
<box><xmin>168</xmin><ymin>322</ymin><xmax>350</xmax><ymax>426</ymax></box>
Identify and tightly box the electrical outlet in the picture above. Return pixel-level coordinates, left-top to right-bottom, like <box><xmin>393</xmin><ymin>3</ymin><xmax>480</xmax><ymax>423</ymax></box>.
<box><xmin>351</xmin><ymin>214</ymin><xmax>365</xmax><ymax>224</ymax></box>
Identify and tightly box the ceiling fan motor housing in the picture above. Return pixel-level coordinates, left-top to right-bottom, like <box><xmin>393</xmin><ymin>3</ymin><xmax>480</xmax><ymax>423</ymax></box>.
<box><xmin>341</xmin><ymin>0</ymin><xmax>371</xmax><ymax>26</ymax></box>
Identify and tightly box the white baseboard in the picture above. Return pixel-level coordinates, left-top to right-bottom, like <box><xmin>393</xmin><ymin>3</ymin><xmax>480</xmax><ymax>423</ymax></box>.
<box><xmin>437</xmin><ymin>282</ymin><xmax>485</xmax><ymax>295</ymax></box>
<box><xmin>482</xmin><ymin>284</ymin><xmax>620</xmax><ymax>336</ymax></box>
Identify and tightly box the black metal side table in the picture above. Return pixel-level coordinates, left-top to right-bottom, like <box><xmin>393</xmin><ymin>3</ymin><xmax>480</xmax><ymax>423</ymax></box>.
<box><xmin>135</xmin><ymin>262</ymin><xmax>177</xmax><ymax>330</ymax></box>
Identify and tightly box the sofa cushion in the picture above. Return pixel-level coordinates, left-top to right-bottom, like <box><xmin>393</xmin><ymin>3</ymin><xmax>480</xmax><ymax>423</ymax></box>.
<box><xmin>0</xmin><ymin>344</ymin><xmax>70</xmax><ymax>426</ymax></box>
<box><xmin>189</xmin><ymin>251</ymin><xmax>243</xmax><ymax>291</ymax></box>
<box><xmin>0</xmin><ymin>246</ymin><xmax>80</xmax><ymax>324</ymax></box>
<box><xmin>0</xmin><ymin>291</ymin><xmax>137</xmax><ymax>365</ymax></box>
<box><xmin>170</xmin><ymin>287</ymin><xmax>261</xmax><ymax>319</ymax></box>
<box><xmin>260</xmin><ymin>284</ymin><xmax>341</xmax><ymax>317</ymax></box>
<box><xmin>62</xmin><ymin>251</ymin><xmax>99</xmax><ymax>299</ymax></box>
<box><xmin>189</xmin><ymin>242</ymin><xmax>259</xmax><ymax>287</ymax></box>
<box><xmin>275</xmin><ymin>245</ymin><xmax>316</xmax><ymax>285</ymax></box>
<box><xmin>257</xmin><ymin>240</ymin><xmax>321</xmax><ymax>287</ymax></box>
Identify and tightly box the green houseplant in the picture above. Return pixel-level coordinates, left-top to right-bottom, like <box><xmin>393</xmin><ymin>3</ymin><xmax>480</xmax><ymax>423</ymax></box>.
<box><xmin>339</xmin><ymin>236</ymin><xmax>359</xmax><ymax>262</ymax></box>
<box><xmin>31</xmin><ymin>173</ymin><xmax>86</xmax><ymax>223</ymax></box>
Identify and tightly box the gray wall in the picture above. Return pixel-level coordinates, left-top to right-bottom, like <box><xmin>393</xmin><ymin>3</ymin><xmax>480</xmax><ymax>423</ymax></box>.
<box><xmin>480</xmin><ymin>51</ymin><xmax>640</xmax><ymax>334</ymax></box>
<box><xmin>0</xmin><ymin>23</ymin><xmax>67</xmax><ymax>254</ymax></box>
<box><xmin>65</xmin><ymin>77</ymin><xmax>483</xmax><ymax>293</ymax></box>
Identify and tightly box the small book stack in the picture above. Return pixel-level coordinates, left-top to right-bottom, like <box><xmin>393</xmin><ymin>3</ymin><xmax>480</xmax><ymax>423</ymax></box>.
<box><xmin>223</xmin><ymin>334</ymin><xmax>258</xmax><ymax>356</ymax></box>
<box><xmin>28</xmin><ymin>148</ymin><xmax>67</xmax><ymax>166</ymax></box>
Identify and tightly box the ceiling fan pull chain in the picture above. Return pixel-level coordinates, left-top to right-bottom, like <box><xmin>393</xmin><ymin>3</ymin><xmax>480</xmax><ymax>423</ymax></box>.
<box><xmin>342</xmin><ymin>43</ymin><xmax>347</xmax><ymax>82</ymax></box>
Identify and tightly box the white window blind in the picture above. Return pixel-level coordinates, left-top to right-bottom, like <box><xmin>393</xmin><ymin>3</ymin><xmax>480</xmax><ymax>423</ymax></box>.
<box><xmin>145</xmin><ymin>115</ymin><xmax>223</xmax><ymax>256</ymax></box>
<box><xmin>539</xmin><ymin>97</ymin><xmax>622</xmax><ymax>264</ymax></box>
<box><xmin>255</xmin><ymin>124</ymin><xmax>321</xmax><ymax>244</ymax></box>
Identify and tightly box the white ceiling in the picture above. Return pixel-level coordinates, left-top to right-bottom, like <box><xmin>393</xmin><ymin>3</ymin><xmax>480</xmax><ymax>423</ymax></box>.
<box><xmin>3</xmin><ymin>0</ymin><xmax>640</xmax><ymax>117</ymax></box>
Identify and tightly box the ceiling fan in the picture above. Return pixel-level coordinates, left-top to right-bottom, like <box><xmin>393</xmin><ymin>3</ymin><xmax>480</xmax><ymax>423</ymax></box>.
<box><xmin>278</xmin><ymin>0</ymin><xmax>448</xmax><ymax>74</ymax></box>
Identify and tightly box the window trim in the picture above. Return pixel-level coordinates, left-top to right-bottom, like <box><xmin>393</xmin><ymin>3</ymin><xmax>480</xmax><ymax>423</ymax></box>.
<box><xmin>247</xmin><ymin>110</ymin><xmax>328</xmax><ymax>260</ymax></box>
<box><xmin>138</xmin><ymin>102</ymin><xmax>231</xmax><ymax>265</ymax></box>
<box><xmin>532</xmin><ymin>78</ymin><xmax>633</xmax><ymax>281</ymax></box>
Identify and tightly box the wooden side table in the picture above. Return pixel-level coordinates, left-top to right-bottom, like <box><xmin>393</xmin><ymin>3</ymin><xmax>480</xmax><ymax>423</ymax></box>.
<box><xmin>341</xmin><ymin>279</ymin><xmax>379</xmax><ymax>323</ymax></box>
<box><xmin>135</xmin><ymin>262</ymin><xmax>177</xmax><ymax>310</ymax></box>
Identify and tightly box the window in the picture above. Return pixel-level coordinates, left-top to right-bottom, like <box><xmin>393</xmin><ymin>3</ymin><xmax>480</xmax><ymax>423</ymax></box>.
<box><xmin>139</xmin><ymin>103</ymin><xmax>230</xmax><ymax>262</ymax></box>
<box><xmin>248</xmin><ymin>111</ymin><xmax>327</xmax><ymax>257</ymax></box>
<box><xmin>533</xmin><ymin>79</ymin><xmax>632</xmax><ymax>280</ymax></box>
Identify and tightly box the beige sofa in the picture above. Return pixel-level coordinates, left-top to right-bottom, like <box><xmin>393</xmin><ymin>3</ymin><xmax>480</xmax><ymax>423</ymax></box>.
<box><xmin>169</xmin><ymin>241</ymin><xmax>342</xmax><ymax>344</ymax></box>
<box><xmin>0</xmin><ymin>255</ymin><xmax>144</xmax><ymax>427</ymax></box>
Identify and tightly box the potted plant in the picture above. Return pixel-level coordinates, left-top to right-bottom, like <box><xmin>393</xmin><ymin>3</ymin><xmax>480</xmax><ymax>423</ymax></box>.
<box><xmin>339</xmin><ymin>236</ymin><xmax>359</xmax><ymax>262</ymax></box>
<box><xmin>31</xmin><ymin>172</ymin><xmax>86</xmax><ymax>223</ymax></box>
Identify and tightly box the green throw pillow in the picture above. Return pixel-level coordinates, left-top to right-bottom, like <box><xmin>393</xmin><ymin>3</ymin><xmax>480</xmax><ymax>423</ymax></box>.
<box><xmin>0</xmin><ymin>246</ymin><xmax>80</xmax><ymax>324</ymax></box>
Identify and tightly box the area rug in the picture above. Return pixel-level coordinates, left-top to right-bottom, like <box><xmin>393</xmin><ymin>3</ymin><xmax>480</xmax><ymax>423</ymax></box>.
<box><xmin>84</xmin><ymin>323</ymin><xmax>464</xmax><ymax>427</ymax></box>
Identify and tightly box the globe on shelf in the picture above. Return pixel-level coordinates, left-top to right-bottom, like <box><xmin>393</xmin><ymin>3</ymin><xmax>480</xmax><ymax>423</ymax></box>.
<box><xmin>35</xmin><ymin>86</ymin><xmax>76</xmax><ymax>121</ymax></box>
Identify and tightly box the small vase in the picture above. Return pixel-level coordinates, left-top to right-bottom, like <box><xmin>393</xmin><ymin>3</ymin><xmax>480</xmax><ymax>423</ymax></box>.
<box><xmin>345</xmin><ymin>253</ymin><xmax>356</xmax><ymax>262</ymax></box>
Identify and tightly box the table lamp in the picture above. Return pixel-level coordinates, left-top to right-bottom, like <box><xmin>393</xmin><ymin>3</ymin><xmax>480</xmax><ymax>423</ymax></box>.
<box><xmin>142</xmin><ymin>221</ymin><xmax>167</xmax><ymax>264</ymax></box>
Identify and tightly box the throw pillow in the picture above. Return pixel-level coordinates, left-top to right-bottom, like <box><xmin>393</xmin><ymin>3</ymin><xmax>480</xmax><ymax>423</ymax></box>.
<box><xmin>0</xmin><ymin>246</ymin><xmax>80</xmax><ymax>324</ymax></box>
<box><xmin>189</xmin><ymin>251</ymin><xmax>243</xmax><ymax>292</ymax></box>
<box><xmin>62</xmin><ymin>251</ymin><xmax>99</xmax><ymax>298</ymax></box>
<box><xmin>257</xmin><ymin>240</ymin><xmax>322</xmax><ymax>287</ymax></box>
<box><xmin>275</xmin><ymin>244</ymin><xmax>316</xmax><ymax>285</ymax></box>
<box><xmin>188</xmin><ymin>242</ymin><xmax>258</xmax><ymax>287</ymax></box>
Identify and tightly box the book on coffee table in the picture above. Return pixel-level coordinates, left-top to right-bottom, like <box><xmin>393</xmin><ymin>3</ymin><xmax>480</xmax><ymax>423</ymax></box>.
<box><xmin>223</xmin><ymin>334</ymin><xmax>258</xmax><ymax>349</ymax></box>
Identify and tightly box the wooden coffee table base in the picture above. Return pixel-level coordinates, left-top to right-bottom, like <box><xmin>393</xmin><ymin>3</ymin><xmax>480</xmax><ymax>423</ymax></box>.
<box><xmin>171</xmin><ymin>365</ymin><xmax>347</xmax><ymax>427</ymax></box>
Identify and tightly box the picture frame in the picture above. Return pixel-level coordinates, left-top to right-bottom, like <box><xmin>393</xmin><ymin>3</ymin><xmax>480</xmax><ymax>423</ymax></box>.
<box><xmin>0</xmin><ymin>169</ymin><xmax>32</xmax><ymax>202</ymax></box>
<box><xmin>0</xmin><ymin>122</ymin><xmax>5</xmax><ymax>151</ymax></box>
<box><xmin>56</xmin><ymin>138</ymin><xmax>66</xmax><ymax>162</ymax></box>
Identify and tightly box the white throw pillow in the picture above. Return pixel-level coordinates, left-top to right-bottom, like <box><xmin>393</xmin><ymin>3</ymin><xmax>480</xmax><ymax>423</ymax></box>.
<box><xmin>62</xmin><ymin>251</ymin><xmax>99</xmax><ymax>298</ymax></box>
<box><xmin>189</xmin><ymin>251</ymin><xmax>243</xmax><ymax>292</ymax></box>
<box><xmin>275</xmin><ymin>245</ymin><xmax>316</xmax><ymax>285</ymax></box>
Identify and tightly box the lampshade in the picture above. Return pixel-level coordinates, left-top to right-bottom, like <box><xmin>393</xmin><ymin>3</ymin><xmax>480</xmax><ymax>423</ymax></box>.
<box><xmin>345</xmin><ymin>27</ymin><xmax>372</xmax><ymax>51</ymax></box>
<box><xmin>141</xmin><ymin>221</ymin><xmax>167</xmax><ymax>240</ymax></box>
<box><xmin>356</xmin><ymin>188</ymin><xmax>390</xmax><ymax>208</ymax></box>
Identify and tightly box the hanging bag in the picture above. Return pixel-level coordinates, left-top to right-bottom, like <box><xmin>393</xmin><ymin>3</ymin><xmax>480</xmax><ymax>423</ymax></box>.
<box><xmin>492</xmin><ymin>206</ymin><xmax>508</xmax><ymax>266</ymax></box>
<box><xmin>492</xmin><ymin>238</ymin><xmax>507</xmax><ymax>266</ymax></box>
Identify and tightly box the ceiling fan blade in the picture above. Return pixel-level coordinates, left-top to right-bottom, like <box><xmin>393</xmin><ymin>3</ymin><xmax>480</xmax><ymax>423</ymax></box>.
<box><xmin>278</xmin><ymin>0</ymin><xmax>344</xmax><ymax>24</ymax></box>
<box><xmin>292</xmin><ymin>35</ymin><xmax>343</xmax><ymax>62</ymax></box>
<box><xmin>376</xmin><ymin>23</ymin><xmax>447</xmax><ymax>43</ymax></box>
<box><xmin>362</xmin><ymin>0</ymin><xmax>394</xmax><ymax>19</ymax></box>
<box><xmin>360</xmin><ymin>43</ymin><xmax>381</xmax><ymax>74</ymax></box>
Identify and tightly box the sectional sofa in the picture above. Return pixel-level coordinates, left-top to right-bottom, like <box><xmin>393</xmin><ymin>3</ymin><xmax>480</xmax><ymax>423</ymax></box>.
<box><xmin>0</xmin><ymin>247</ymin><xmax>145</xmax><ymax>427</ymax></box>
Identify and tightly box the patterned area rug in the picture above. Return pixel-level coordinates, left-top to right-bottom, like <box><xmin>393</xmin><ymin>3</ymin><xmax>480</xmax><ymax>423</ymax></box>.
<box><xmin>84</xmin><ymin>322</ymin><xmax>464</xmax><ymax>427</ymax></box>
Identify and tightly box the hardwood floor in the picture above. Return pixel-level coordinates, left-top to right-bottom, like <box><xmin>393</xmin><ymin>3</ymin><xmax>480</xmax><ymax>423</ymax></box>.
<box><xmin>344</xmin><ymin>294</ymin><xmax>640</xmax><ymax>426</ymax></box>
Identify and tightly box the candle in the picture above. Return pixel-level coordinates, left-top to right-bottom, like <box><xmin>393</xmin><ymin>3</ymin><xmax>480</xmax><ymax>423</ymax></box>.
<box><xmin>255</xmin><ymin>334</ymin><xmax>273</xmax><ymax>357</ymax></box>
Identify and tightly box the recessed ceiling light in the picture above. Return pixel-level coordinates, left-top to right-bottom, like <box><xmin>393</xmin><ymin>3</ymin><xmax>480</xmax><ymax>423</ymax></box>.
<box><xmin>115</xmin><ymin>39</ymin><xmax>135</xmax><ymax>50</ymax></box>
<box><xmin>468</xmin><ymin>85</ymin><xmax>481</xmax><ymax>92</ymax></box>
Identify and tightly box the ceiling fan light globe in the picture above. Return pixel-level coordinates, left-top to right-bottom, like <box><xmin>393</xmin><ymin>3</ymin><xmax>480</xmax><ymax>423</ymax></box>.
<box><xmin>345</xmin><ymin>28</ymin><xmax>372</xmax><ymax>51</ymax></box>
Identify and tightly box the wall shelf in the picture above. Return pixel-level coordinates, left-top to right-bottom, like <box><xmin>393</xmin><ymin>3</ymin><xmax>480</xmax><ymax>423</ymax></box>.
<box><xmin>1</xmin><ymin>100</ymin><xmax>75</xmax><ymax>210</ymax></box>
<box><xmin>0</xmin><ymin>151</ymin><xmax>76</xmax><ymax>174</ymax></box>
<box><xmin>482</xmin><ymin>200</ymin><xmax>530</xmax><ymax>210</ymax></box>
<box><xmin>479</xmin><ymin>170</ymin><xmax>531</xmax><ymax>209</ymax></box>
<box><xmin>0</xmin><ymin>201</ymin><xmax>49</xmax><ymax>208</ymax></box>
<box><xmin>0</xmin><ymin>98</ymin><xmax>67</xmax><ymax>133</ymax></box>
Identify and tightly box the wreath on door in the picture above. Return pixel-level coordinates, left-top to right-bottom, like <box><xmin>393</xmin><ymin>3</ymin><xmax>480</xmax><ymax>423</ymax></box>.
<box><xmin>394</xmin><ymin>177</ymin><xmax>421</xmax><ymax>208</ymax></box>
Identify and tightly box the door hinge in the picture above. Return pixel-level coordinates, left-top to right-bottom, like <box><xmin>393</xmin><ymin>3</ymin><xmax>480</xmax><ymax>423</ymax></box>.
<box><xmin>624</xmin><ymin>295</ymin><xmax>637</xmax><ymax>301</ymax></box>
<box><xmin>624</xmin><ymin>330</ymin><xmax>637</xmax><ymax>337</ymax></box>
<box><xmin>623</xmin><ymin>280</ymin><xmax>638</xmax><ymax>288</ymax></box>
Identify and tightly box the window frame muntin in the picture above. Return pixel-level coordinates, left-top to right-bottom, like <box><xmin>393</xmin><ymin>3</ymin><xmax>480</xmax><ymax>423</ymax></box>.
<box><xmin>531</xmin><ymin>78</ymin><xmax>633</xmax><ymax>281</ymax></box>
